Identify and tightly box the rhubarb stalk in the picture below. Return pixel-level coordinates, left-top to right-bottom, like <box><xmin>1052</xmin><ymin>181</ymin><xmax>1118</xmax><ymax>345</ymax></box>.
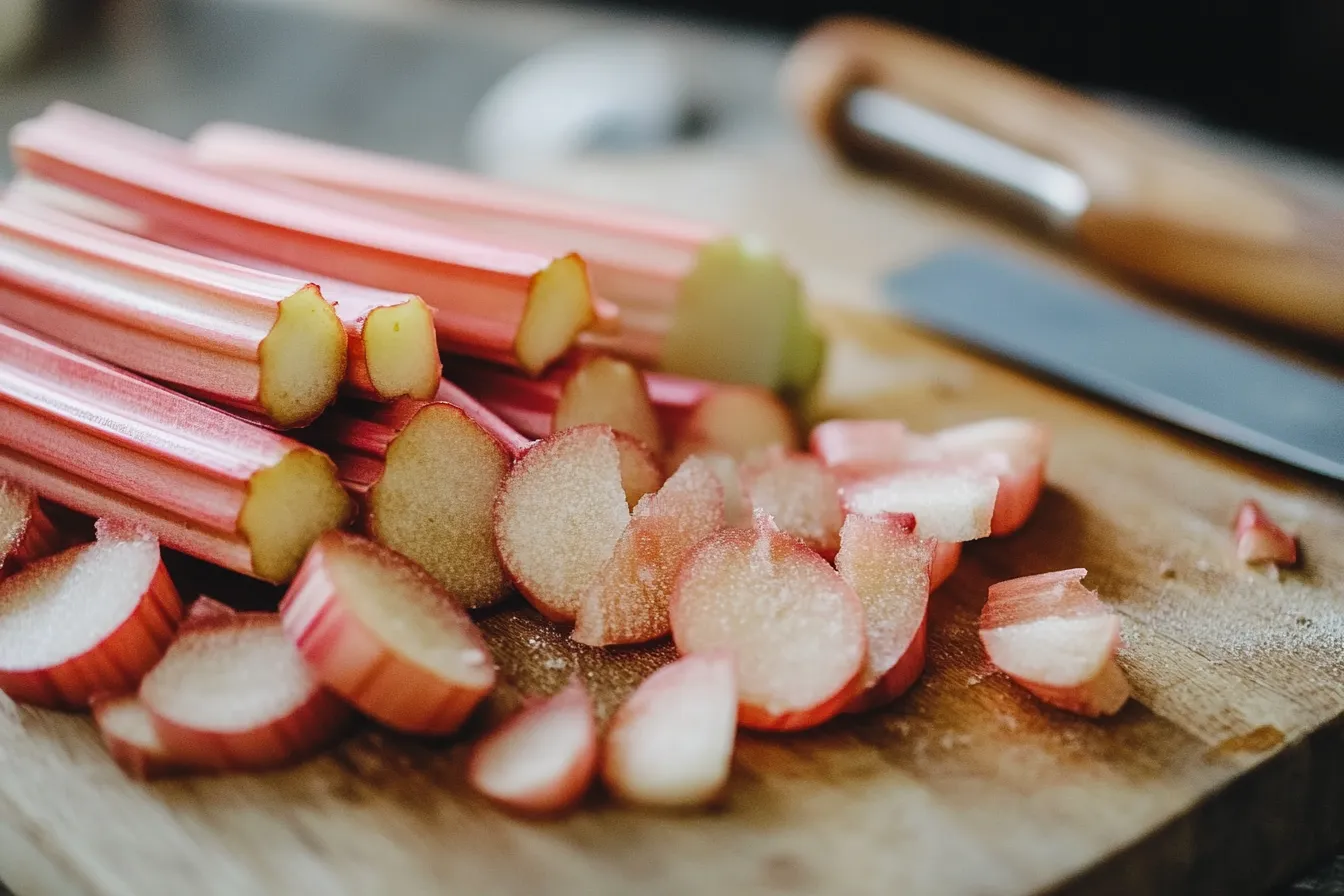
<box><xmin>12</xmin><ymin>103</ymin><xmax>597</xmax><ymax>375</ymax></box>
<box><xmin>3</xmin><ymin>186</ymin><xmax>443</xmax><ymax>403</ymax></box>
<box><xmin>0</xmin><ymin>200</ymin><xmax>348</xmax><ymax>426</ymax></box>
<box><xmin>188</xmin><ymin>120</ymin><xmax>825</xmax><ymax>391</ymax></box>
<box><xmin>0</xmin><ymin>320</ymin><xmax>352</xmax><ymax>582</ymax></box>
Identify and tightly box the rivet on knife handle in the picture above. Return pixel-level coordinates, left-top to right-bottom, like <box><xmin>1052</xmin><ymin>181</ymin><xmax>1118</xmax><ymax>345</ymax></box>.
<box><xmin>782</xmin><ymin>17</ymin><xmax>1344</xmax><ymax>344</ymax></box>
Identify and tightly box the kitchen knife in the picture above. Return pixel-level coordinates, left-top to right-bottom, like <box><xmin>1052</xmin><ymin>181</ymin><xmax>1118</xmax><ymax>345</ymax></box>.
<box><xmin>782</xmin><ymin>17</ymin><xmax>1344</xmax><ymax>344</ymax></box>
<box><xmin>887</xmin><ymin>246</ymin><xmax>1344</xmax><ymax>482</ymax></box>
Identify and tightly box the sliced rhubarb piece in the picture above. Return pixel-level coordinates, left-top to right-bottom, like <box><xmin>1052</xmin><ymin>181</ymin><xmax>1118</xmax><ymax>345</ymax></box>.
<box><xmin>183</xmin><ymin>596</ymin><xmax>237</xmax><ymax>627</ymax></box>
<box><xmin>842</xmin><ymin>471</ymin><xmax>999</xmax><ymax>544</ymax></box>
<box><xmin>13</xmin><ymin>103</ymin><xmax>596</xmax><ymax>375</ymax></box>
<box><xmin>4</xmin><ymin>191</ymin><xmax>442</xmax><ymax>404</ymax></box>
<box><xmin>930</xmin><ymin>541</ymin><xmax>962</xmax><ymax>591</ymax></box>
<box><xmin>467</xmin><ymin>680</ymin><xmax>597</xmax><ymax>815</ymax></box>
<box><xmin>659</xmin><ymin>379</ymin><xmax>799</xmax><ymax>469</ymax></box>
<box><xmin>835</xmin><ymin>513</ymin><xmax>932</xmax><ymax>711</ymax></box>
<box><xmin>669</xmin><ymin>511</ymin><xmax>866</xmax><ymax>731</ymax></box>
<box><xmin>0</xmin><ymin>320</ymin><xmax>352</xmax><ymax>582</ymax></box>
<box><xmin>0</xmin><ymin>201</ymin><xmax>348</xmax><ymax>426</ymax></box>
<box><xmin>189</xmin><ymin>122</ymin><xmax>824</xmax><ymax>390</ymax></box>
<box><xmin>312</xmin><ymin>385</ymin><xmax>517</xmax><ymax>609</ymax></box>
<box><xmin>0</xmin><ymin>521</ymin><xmax>181</xmax><ymax>708</ymax></box>
<box><xmin>1233</xmin><ymin>500</ymin><xmax>1298</xmax><ymax>566</ymax></box>
<box><xmin>93</xmin><ymin>693</ymin><xmax>189</xmax><ymax>780</ymax></box>
<box><xmin>692</xmin><ymin>452</ymin><xmax>751</xmax><ymax>528</ymax></box>
<box><xmin>494</xmin><ymin>425</ymin><xmax>631</xmax><ymax>621</ymax></box>
<box><xmin>139</xmin><ymin>612</ymin><xmax>350</xmax><ymax>771</ymax></box>
<box><xmin>445</xmin><ymin>354</ymin><xmax>664</xmax><ymax>456</ymax></box>
<box><xmin>980</xmin><ymin>569</ymin><xmax>1130</xmax><ymax>717</ymax></box>
<box><xmin>739</xmin><ymin>447</ymin><xmax>844</xmax><ymax>559</ymax></box>
<box><xmin>282</xmin><ymin>532</ymin><xmax>495</xmax><ymax>735</ymax></box>
<box><xmin>0</xmin><ymin>479</ymin><xmax>61</xmax><ymax>575</ymax></box>
<box><xmin>553</xmin><ymin>356</ymin><xmax>664</xmax><ymax>457</ymax></box>
<box><xmin>613</xmin><ymin>431</ymin><xmax>664</xmax><ymax>509</ymax></box>
<box><xmin>813</xmin><ymin>418</ymin><xmax>1049</xmax><ymax>536</ymax></box>
<box><xmin>573</xmin><ymin>457</ymin><xmax>724</xmax><ymax>647</ymax></box>
<box><xmin>602</xmin><ymin>652</ymin><xmax>737</xmax><ymax>808</ymax></box>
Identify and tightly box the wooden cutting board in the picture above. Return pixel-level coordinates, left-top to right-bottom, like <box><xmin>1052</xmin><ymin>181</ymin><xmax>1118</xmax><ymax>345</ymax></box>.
<box><xmin>2</xmin><ymin>142</ymin><xmax>1343</xmax><ymax>896</ymax></box>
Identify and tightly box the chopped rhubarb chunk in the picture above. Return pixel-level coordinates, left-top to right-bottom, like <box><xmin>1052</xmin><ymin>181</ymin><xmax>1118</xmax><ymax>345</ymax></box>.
<box><xmin>740</xmin><ymin>447</ymin><xmax>844</xmax><ymax>559</ymax></box>
<box><xmin>1232</xmin><ymin>499</ymin><xmax>1298</xmax><ymax>566</ymax></box>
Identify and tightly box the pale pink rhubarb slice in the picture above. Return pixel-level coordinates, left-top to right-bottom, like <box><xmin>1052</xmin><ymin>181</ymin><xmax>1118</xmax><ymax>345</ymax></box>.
<box><xmin>281</xmin><ymin>531</ymin><xmax>496</xmax><ymax>735</ymax></box>
<box><xmin>602</xmin><ymin>652</ymin><xmax>737</xmax><ymax>808</ymax></box>
<box><xmin>573</xmin><ymin>457</ymin><xmax>724</xmax><ymax>647</ymax></box>
<box><xmin>813</xmin><ymin>418</ymin><xmax>1049</xmax><ymax>536</ymax></box>
<box><xmin>494</xmin><ymin>425</ymin><xmax>631</xmax><ymax>621</ymax></box>
<box><xmin>92</xmin><ymin>693</ymin><xmax>189</xmax><ymax>780</ymax></box>
<box><xmin>979</xmin><ymin>568</ymin><xmax>1130</xmax><ymax>717</ymax></box>
<box><xmin>139</xmin><ymin>612</ymin><xmax>350</xmax><ymax>771</ymax></box>
<box><xmin>669</xmin><ymin>511</ymin><xmax>866</xmax><ymax>731</ymax></box>
<box><xmin>929</xmin><ymin>541</ymin><xmax>962</xmax><ymax>591</ymax></box>
<box><xmin>692</xmin><ymin>452</ymin><xmax>751</xmax><ymax>529</ymax></box>
<box><xmin>613</xmin><ymin>431</ymin><xmax>665</xmax><ymax>509</ymax></box>
<box><xmin>842</xmin><ymin>471</ymin><xmax>999</xmax><ymax>544</ymax></box>
<box><xmin>739</xmin><ymin>447</ymin><xmax>844</xmax><ymax>559</ymax></box>
<box><xmin>553</xmin><ymin>355</ymin><xmax>664</xmax><ymax>458</ymax></box>
<box><xmin>1233</xmin><ymin>499</ymin><xmax>1298</xmax><ymax>566</ymax></box>
<box><xmin>467</xmin><ymin>680</ymin><xmax>597</xmax><ymax>815</ymax></box>
<box><xmin>835</xmin><ymin>513</ymin><xmax>933</xmax><ymax>711</ymax></box>
<box><xmin>0</xmin><ymin>521</ymin><xmax>181</xmax><ymax>708</ymax></box>
<box><xmin>0</xmin><ymin>479</ymin><xmax>61</xmax><ymax>576</ymax></box>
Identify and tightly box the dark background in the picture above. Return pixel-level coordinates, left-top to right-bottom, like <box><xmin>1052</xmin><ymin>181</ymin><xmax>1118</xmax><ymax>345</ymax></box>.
<box><xmin>597</xmin><ymin>0</ymin><xmax>1344</xmax><ymax>160</ymax></box>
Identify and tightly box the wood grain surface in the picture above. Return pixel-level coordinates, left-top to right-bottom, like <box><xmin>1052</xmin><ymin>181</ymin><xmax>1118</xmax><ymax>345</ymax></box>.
<box><xmin>1</xmin><ymin>142</ymin><xmax>1343</xmax><ymax>896</ymax></box>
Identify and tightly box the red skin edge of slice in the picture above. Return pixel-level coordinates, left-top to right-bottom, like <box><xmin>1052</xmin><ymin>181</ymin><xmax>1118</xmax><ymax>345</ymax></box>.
<box><xmin>280</xmin><ymin>550</ymin><xmax>495</xmax><ymax>735</ymax></box>
<box><xmin>91</xmin><ymin>694</ymin><xmax>189</xmax><ymax>780</ymax></box>
<box><xmin>0</xmin><ymin>560</ymin><xmax>181</xmax><ymax>709</ymax></box>
<box><xmin>3</xmin><ymin>501</ymin><xmax>64</xmax><ymax>573</ymax></box>
<box><xmin>843</xmin><ymin>616</ymin><xmax>928</xmax><ymax>713</ymax></box>
<box><xmin>735</xmin><ymin>664</ymin><xmax>866</xmax><ymax>732</ymax></box>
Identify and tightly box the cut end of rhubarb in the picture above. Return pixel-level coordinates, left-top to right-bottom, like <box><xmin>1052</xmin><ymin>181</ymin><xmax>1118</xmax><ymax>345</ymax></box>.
<box><xmin>836</xmin><ymin>513</ymin><xmax>931</xmax><ymax>708</ymax></box>
<box><xmin>603</xmin><ymin>652</ymin><xmax>738</xmax><ymax>808</ymax></box>
<box><xmin>842</xmin><ymin>471</ymin><xmax>998</xmax><ymax>543</ymax></box>
<box><xmin>93</xmin><ymin>693</ymin><xmax>184</xmax><ymax>780</ymax></box>
<box><xmin>368</xmin><ymin>403</ymin><xmax>512</xmax><ymax>609</ymax></box>
<box><xmin>0</xmin><ymin>480</ymin><xmax>60</xmax><ymax>573</ymax></box>
<box><xmin>980</xmin><ymin>568</ymin><xmax>1130</xmax><ymax>717</ymax></box>
<box><xmin>140</xmin><ymin>613</ymin><xmax>349</xmax><ymax>770</ymax></box>
<box><xmin>360</xmin><ymin>296</ymin><xmax>442</xmax><ymax>401</ymax></box>
<box><xmin>257</xmin><ymin>284</ymin><xmax>348</xmax><ymax>428</ymax></box>
<box><xmin>573</xmin><ymin>456</ymin><xmax>724</xmax><ymax>647</ymax></box>
<box><xmin>669</xmin><ymin>512</ymin><xmax>865</xmax><ymax>731</ymax></box>
<box><xmin>468</xmin><ymin>680</ymin><xmax>597</xmax><ymax>815</ymax></box>
<box><xmin>614</xmin><ymin>430</ymin><xmax>664</xmax><ymax>509</ymax></box>
<box><xmin>283</xmin><ymin>532</ymin><xmax>495</xmax><ymax>735</ymax></box>
<box><xmin>0</xmin><ymin>525</ymin><xmax>180</xmax><ymax>707</ymax></box>
<box><xmin>239</xmin><ymin>447</ymin><xmax>354</xmax><ymax>583</ymax></box>
<box><xmin>668</xmin><ymin>384</ymin><xmax>799</xmax><ymax>469</ymax></box>
<box><xmin>554</xmin><ymin>355</ymin><xmax>664</xmax><ymax>457</ymax></box>
<box><xmin>740</xmin><ymin>447</ymin><xmax>844</xmax><ymax>559</ymax></box>
<box><xmin>494</xmin><ymin>425</ymin><xmax>631</xmax><ymax>621</ymax></box>
<box><xmin>1233</xmin><ymin>499</ymin><xmax>1298</xmax><ymax>566</ymax></box>
<box><xmin>661</xmin><ymin>238</ymin><xmax>822</xmax><ymax>391</ymax></box>
<box><xmin>518</xmin><ymin>253</ymin><xmax>595</xmax><ymax>375</ymax></box>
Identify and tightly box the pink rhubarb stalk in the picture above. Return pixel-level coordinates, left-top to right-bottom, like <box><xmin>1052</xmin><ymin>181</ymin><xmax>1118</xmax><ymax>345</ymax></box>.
<box><xmin>0</xmin><ymin>319</ymin><xmax>352</xmax><ymax>582</ymax></box>
<box><xmin>12</xmin><ymin>103</ymin><xmax>598</xmax><ymax>375</ymax></box>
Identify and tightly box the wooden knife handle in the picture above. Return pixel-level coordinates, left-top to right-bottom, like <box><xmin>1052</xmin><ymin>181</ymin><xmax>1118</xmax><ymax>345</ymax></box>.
<box><xmin>782</xmin><ymin>17</ymin><xmax>1344</xmax><ymax>343</ymax></box>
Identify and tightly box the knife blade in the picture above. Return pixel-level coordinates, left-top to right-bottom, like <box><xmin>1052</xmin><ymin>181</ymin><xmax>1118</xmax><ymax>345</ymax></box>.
<box><xmin>886</xmin><ymin>246</ymin><xmax>1344</xmax><ymax>482</ymax></box>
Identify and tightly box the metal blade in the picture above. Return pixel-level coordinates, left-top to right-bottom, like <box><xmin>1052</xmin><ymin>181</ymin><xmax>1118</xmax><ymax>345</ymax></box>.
<box><xmin>885</xmin><ymin>246</ymin><xmax>1344</xmax><ymax>481</ymax></box>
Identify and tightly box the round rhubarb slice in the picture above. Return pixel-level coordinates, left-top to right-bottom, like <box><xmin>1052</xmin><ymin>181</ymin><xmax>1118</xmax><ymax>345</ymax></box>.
<box><xmin>554</xmin><ymin>355</ymin><xmax>665</xmax><ymax>458</ymax></box>
<box><xmin>667</xmin><ymin>384</ymin><xmax>798</xmax><ymax>469</ymax></box>
<box><xmin>494</xmin><ymin>425</ymin><xmax>631</xmax><ymax>621</ymax></box>
<box><xmin>0</xmin><ymin>521</ymin><xmax>181</xmax><ymax>708</ymax></box>
<box><xmin>467</xmin><ymin>680</ymin><xmax>597</xmax><ymax>815</ymax></box>
<box><xmin>603</xmin><ymin>652</ymin><xmax>738</xmax><ymax>808</ymax></box>
<box><xmin>282</xmin><ymin>531</ymin><xmax>496</xmax><ymax>735</ymax></box>
<box><xmin>139</xmin><ymin>612</ymin><xmax>350</xmax><ymax>771</ymax></box>
<box><xmin>669</xmin><ymin>511</ymin><xmax>866</xmax><ymax>731</ymax></box>
<box><xmin>92</xmin><ymin>692</ymin><xmax>188</xmax><ymax>780</ymax></box>
<box><xmin>740</xmin><ymin>447</ymin><xmax>844</xmax><ymax>559</ymax></box>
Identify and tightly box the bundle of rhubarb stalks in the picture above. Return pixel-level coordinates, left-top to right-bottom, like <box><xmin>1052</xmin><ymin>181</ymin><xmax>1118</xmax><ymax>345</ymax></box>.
<box><xmin>0</xmin><ymin>102</ymin><xmax>1149</xmax><ymax>813</ymax></box>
